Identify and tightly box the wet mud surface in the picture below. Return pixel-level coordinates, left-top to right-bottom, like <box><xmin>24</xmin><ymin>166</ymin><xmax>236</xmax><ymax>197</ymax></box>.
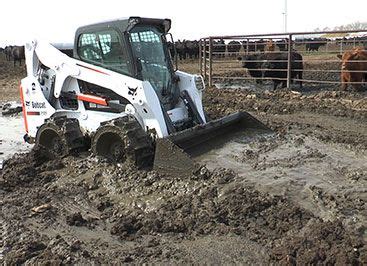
<box><xmin>0</xmin><ymin>114</ymin><xmax>31</xmax><ymax>166</ymax></box>
<box><xmin>1</xmin><ymin>57</ymin><xmax>367</xmax><ymax>264</ymax></box>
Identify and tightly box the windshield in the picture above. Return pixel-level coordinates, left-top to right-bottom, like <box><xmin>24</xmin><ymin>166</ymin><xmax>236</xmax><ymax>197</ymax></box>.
<box><xmin>129</xmin><ymin>25</ymin><xmax>178</xmax><ymax>106</ymax></box>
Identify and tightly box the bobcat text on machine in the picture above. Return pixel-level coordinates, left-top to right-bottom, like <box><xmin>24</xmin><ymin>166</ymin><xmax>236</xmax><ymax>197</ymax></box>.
<box><xmin>20</xmin><ymin>17</ymin><xmax>268</xmax><ymax>168</ymax></box>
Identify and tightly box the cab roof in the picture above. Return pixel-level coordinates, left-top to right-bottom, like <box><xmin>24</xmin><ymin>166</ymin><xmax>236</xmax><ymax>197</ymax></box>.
<box><xmin>75</xmin><ymin>17</ymin><xmax>171</xmax><ymax>36</ymax></box>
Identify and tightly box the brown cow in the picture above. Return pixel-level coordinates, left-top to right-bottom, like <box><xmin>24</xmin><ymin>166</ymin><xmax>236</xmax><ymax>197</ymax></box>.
<box><xmin>265</xmin><ymin>39</ymin><xmax>275</xmax><ymax>52</ymax></box>
<box><xmin>337</xmin><ymin>47</ymin><xmax>367</xmax><ymax>91</ymax></box>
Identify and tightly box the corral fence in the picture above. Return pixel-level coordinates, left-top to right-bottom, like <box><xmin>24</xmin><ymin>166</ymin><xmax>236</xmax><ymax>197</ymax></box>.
<box><xmin>199</xmin><ymin>30</ymin><xmax>367</xmax><ymax>90</ymax></box>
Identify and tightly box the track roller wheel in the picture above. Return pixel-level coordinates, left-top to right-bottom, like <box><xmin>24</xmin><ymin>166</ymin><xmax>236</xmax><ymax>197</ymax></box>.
<box><xmin>92</xmin><ymin>116</ymin><xmax>154</xmax><ymax>168</ymax></box>
<box><xmin>35</xmin><ymin>117</ymin><xmax>85</xmax><ymax>158</ymax></box>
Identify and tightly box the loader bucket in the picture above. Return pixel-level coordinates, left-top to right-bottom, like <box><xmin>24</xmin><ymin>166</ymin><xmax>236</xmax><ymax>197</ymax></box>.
<box><xmin>153</xmin><ymin>111</ymin><xmax>271</xmax><ymax>177</ymax></box>
<box><xmin>169</xmin><ymin>111</ymin><xmax>270</xmax><ymax>153</ymax></box>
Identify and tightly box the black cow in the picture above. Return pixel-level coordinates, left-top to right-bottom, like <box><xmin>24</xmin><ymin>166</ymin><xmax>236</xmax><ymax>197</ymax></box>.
<box><xmin>255</xmin><ymin>39</ymin><xmax>266</xmax><ymax>52</ymax></box>
<box><xmin>4</xmin><ymin>46</ymin><xmax>13</xmax><ymax>61</ymax></box>
<box><xmin>213</xmin><ymin>39</ymin><xmax>225</xmax><ymax>58</ymax></box>
<box><xmin>167</xmin><ymin>41</ymin><xmax>175</xmax><ymax>59</ymax></box>
<box><xmin>276</xmin><ymin>39</ymin><xmax>288</xmax><ymax>51</ymax></box>
<box><xmin>11</xmin><ymin>46</ymin><xmax>25</xmax><ymax>66</ymax></box>
<box><xmin>185</xmin><ymin>40</ymin><xmax>199</xmax><ymax>59</ymax></box>
<box><xmin>175</xmin><ymin>40</ymin><xmax>187</xmax><ymax>60</ymax></box>
<box><xmin>242</xmin><ymin>39</ymin><xmax>266</xmax><ymax>53</ymax></box>
<box><xmin>174</xmin><ymin>40</ymin><xmax>199</xmax><ymax>60</ymax></box>
<box><xmin>238</xmin><ymin>52</ymin><xmax>303</xmax><ymax>90</ymax></box>
<box><xmin>242</xmin><ymin>41</ymin><xmax>256</xmax><ymax>52</ymax></box>
<box><xmin>227</xmin><ymin>41</ymin><xmax>241</xmax><ymax>56</ymax></box>
<box><xmin>238</xmin><ymin>53</ymin><xmax>263</xmax><ymax>82</ymax></box>
<box><xmin>305</xmin><ymin>38</ymin><xmax>327</xmax><ymax>52</ymax></box>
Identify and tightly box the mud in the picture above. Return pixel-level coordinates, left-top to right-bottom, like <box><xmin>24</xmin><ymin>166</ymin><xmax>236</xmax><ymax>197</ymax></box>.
<box><xmin>1</xmin><ymin>56</ymin><xmax>367</xmax><ymax>264</ymax></box>
<box><xmin>0</xmin><ymin>113</ymin><xmax>32</xmax><ymax>167</ymax></box>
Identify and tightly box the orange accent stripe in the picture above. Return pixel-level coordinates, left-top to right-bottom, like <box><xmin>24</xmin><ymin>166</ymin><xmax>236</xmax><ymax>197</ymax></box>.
<box><xmin>27</xmin><ymin>111</ymin><xmax>40</xmax><ymax>116</ymax></box>
<box><xmin>77</xmin><ymin>94</ymin><xmax>108</xmax><ymax>106</ymax></box>
<box><xmin>19</xmin><ymin>84</ymin><xmax>29</xmax><ymax>133</ymax></box>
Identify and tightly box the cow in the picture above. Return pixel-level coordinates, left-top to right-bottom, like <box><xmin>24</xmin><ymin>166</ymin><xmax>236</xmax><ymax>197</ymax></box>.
<box><xmin>255</xmin><ymin>39</ymin><xmax>266</xmax><ymax>52</ymax></box>
<box><xmin>337</xmin><ymin>47</ymin><xmax>367</xmax><ymax>91</ymax></box>
<box><xmin>238</xmin><ymin>52</ymin><xmax>303</xmax><ymax>90</ymax></box>
<box><xmin>11</xmin><ymin>46</ymin><xmax>25</xmax><ymax>66</ymax></box>
<box><xmin>227</xmin><ymin>41</ymin><xmax>241</xmax><ymax>57</ymax></box>
<box><xmin>167</xmin><ymin>41</ymin><xmax>175</xmax><ymax>59</ymax></box>
<box><xmin>185</xmin><ymin>40</ymin><xmax>199</xmax><ymax>59</ymax></box>
<box><xmin>276</xmin><ymin>39</ymin><xmax>288</xmax><ymax>51</ymax></box>
<box><xmin>242</xmin><ymin>40</ymin><xmax>255</xmax><ymax>53</ymax></box>
<box><xmin>4</xmin><ymin>46</ymin><xmax>13</xmax><ymax>61</ymax></box>
<box><xmin>174</xmin><ymin>40</ymin><xmax>199</xmax><ymax>60</ymax></box>
<box><xmin>238</xmin><ymin>54</ymin><xmax>263</xmax><ymax>82</ymax></box>
<box><xmin>265</xmin><ymin>39</ymin><xmax>275</xmax><ymax>52</ymax></box>
<box><xmin>213</xmin><ymin>39</ymin><xmax>226</xmax><ymax>58</ymax></box>
<box><xmin>306</xmin><ymin>38</ymin><xmax>327</xmax><ymax>52</ymax></box>
<box><xmin>175</xmin><ymin>40</ymin><xmax>187</xmax><ymax>60</ymax></box>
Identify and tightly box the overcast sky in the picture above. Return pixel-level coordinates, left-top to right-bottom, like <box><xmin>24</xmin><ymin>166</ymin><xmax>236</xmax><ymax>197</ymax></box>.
<box><xmin>1</xmin><ymin>0</ymin><xmax>366</xmax><ymax>47</ymax></box>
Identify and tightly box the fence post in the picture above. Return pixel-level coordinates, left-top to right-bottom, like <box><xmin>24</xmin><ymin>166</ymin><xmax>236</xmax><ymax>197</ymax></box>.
<box><xmin>340</xmin><ymin>39</ymin><xmax>343</xmax><ymax>54</ymax></box>
<box><xmin>246</xmin><ymin>38</ymin><xmax>249</xmax><ymax>54</ymax></box>
<box><xmin>203</xmin><ymin>38</ymin><xmax>207</xmax><ymax>80</ymax></box>
<box><xmin>199</xmin><ymin>39</ymin><xmax>203</xmax><ymax>76</ymax></box>
<box><xmin>286</xmin><ymin>34</ymin><xmax>293</xmax><ymax>89</ymax></box>
<box><xmin>209</xmin><ymin>37</ymin><xmax>213</xmax><ymax>87</ymax></box>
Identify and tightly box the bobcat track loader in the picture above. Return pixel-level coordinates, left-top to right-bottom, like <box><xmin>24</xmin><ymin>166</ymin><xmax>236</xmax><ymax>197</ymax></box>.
<box><xmin>20</xmin><ymin>17</ymin><xmax>268</xmax><ymax>169</ymax></box>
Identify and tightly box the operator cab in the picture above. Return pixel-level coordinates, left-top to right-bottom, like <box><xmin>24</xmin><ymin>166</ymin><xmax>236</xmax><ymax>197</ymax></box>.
<box><xmin>74</xmin><ymin>17</ymin><xmax>179</xmax><ymax>109</ymax></box>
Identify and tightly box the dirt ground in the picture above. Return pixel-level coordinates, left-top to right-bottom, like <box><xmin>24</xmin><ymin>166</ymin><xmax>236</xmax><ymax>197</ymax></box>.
<box><xmin>1</xmin><ymin>55</ymin><xmax>367</xmax><ymax>264</ymax></box>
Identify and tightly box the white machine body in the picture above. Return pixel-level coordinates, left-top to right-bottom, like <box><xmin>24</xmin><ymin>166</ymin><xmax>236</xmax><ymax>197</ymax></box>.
<box><xmin>20</xmin><ymin>39</ymin><xmax>206</xmax><ymax>141</ymax></box>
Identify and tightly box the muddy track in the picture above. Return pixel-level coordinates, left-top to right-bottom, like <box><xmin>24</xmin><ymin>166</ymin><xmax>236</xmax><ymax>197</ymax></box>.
<box><xmin>1</xmin><ymin>150</ymin><xmax>366</xmax><ymax>264</ymax></box>
<box><xmin>204</xmin><ymin>87</ymin><xmax>367</xmax><ymax>148</ymax></box>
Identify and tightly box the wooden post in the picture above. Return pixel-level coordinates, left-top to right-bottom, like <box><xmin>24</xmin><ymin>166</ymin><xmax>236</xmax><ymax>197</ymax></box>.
<box><xmin>246</xmin><ymin>38</ymin><xmax>249</xmax><ymax>54</ymax></box>
<box><xmin>209</xmin><ymin>37</ymin><xmax>213</xmax><ymax>87</ymax></box>
<box><xmin>286</xmin><ymin>34</ymin><xmax>293</xmax><ymax>89</ymax></box>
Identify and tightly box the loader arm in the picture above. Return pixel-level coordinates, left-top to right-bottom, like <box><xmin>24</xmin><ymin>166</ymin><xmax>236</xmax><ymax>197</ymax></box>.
<box><xmin>22</xmin><ymin>40</ymin><xmax>170</xmax><ymax>139</ymax></box>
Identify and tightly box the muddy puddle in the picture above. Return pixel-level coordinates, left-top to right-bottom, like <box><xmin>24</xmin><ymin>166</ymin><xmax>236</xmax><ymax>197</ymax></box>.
<box><xmin>0</xmin><ymin>114</ymin><xmax>32</xmax><ymax>168</ymax></box>
<box><xmin>197</xmin><ymin>132</ymin><xmax>367</xmax><ymax>237</ymax></box>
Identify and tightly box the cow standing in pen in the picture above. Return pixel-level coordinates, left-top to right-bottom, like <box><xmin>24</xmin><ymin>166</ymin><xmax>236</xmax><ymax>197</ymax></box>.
<box><xmin>238</xmin><ymin>52</ymin><xmax>303</xmax><ymax>90</ymax></box>
<box><xmin>337</xmin><ymin>47</ymin><xmax>367</xmax><ymax>91</ymax></box>
<box><xmin>4</xmin><ymin>46</ymin><xmax>13</xmax><ymax>61</ymax></box>
<box><xmin>11</xmin><ymin>46</ymin><xmax>25</xmax><ymax>66</ymax></box>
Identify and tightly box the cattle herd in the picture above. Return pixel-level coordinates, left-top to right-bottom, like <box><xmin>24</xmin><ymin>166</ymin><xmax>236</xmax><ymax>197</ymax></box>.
<box><xmin>1</xmin><ymin>45</ymin><xmax>25</xmax><ymax>66</ymax></box>
<box><xmin>194</xmin><ymin>36</ymin><xmax>367</xmax><ymax>91</ymax></box>
<box><xmin>1</xmin><ymin>37</ymin><xmax>367</xmax><ymax>91</ymax></box>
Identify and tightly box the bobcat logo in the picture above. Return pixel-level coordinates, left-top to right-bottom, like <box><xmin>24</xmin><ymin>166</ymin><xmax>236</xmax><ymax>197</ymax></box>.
<box><xmin>128</xmin><ymin>87</ymin><xmax>138</xmax><ymax>96</ymax></box>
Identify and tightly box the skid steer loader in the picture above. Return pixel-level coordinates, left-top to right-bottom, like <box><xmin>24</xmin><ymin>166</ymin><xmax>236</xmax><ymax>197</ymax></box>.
<box><xmin>20</xmin><ymin>17</ymin><xmax>269</xmax><ymax>169</ymax></box>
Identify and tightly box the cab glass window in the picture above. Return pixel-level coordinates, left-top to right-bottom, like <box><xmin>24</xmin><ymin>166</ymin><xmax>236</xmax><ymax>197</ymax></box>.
<box><xmin>78</xmin><ymin>29</ymin><xmax>130</xmax><ymax>75</ymax></box>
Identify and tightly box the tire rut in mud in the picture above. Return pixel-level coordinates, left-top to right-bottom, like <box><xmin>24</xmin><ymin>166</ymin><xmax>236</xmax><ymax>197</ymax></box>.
<box><xmin>1</xmin><ymin>151</ymin><xmax>366</xmax><ymax>264</ymax></box>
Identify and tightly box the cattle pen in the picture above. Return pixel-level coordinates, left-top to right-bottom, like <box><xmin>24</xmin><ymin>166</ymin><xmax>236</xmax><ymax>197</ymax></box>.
<box><xmin>198</xmin><ymin>30</ymin><xmax>367</xmax><ymax>90</ymax></box>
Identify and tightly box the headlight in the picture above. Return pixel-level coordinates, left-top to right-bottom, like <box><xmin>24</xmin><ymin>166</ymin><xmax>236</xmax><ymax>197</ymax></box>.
<box><xmin>194</xmin><ymin>75</ymin><xmax>205</xmax><ymax>91</ymax></box>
